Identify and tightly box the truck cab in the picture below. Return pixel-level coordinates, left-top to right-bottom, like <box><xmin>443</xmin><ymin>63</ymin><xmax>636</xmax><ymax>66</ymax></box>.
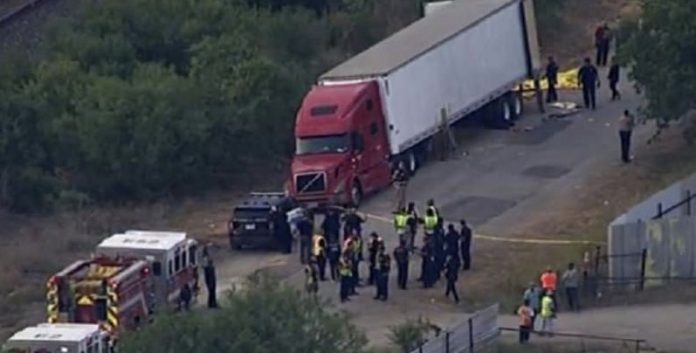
<box><xmin>4</xmin><ymin>323</ymin><xmax>111</xmax><ymax>353</ymax></box>
<box><xmin>289</xmin><ymin>81</ymin><xmax>392</xmax><ymax>207</ymax></box>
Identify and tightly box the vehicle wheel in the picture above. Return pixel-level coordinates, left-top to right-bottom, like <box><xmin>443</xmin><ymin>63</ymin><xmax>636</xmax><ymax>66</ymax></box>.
<box><xmin>511</xmin><ymin>92</ymin><xmax>524</xmax><ymax>118</ymax></box>
<box><xmin>350</xmin><ymin>181</ymin><xmax>363</xmax><ymax>207</ymax></box>
<box><xmin>407</xmin><ymin>151</ymin><xmax>418</xmax><ymax>174</ymax></box>
<box><xmin>501</xmin><ymin>99</ymin><xmax>513</xmax><ymax>125</ymax></box>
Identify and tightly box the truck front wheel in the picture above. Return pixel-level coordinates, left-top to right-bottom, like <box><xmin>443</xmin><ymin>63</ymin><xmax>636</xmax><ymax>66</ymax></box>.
<box><xmin>350</xmin><ymin>181</ymin><xmax>363</xmax><ymax>207</ymax></box>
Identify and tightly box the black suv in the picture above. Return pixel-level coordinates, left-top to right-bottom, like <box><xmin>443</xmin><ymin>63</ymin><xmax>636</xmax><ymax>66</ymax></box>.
<box><xmin>228</xmin><ymin>193</ymin><xmax>295</xmax><ymax>250</ymax></box>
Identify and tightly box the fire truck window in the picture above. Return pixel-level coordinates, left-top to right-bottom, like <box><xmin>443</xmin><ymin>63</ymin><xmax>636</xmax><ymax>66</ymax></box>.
<box><xmin>168</xmin><ymin>260</ymin><xmax>173</xmax><ymax>276</ymax></box>
<box><xmin>190</xmin><ymin>245</ymin><xmax>197</xmax><ymax>265</ymax></box>
<box><xmin>152</xmin><ymin>262</ymin><xmax>162</xmax><ymax>276</ymax></box>
<box><xmin>174</xmin><ymin>252</ymin><xmax>181</xmax><ymax>273</ymax></box>
<box><xmin>95</xmin><ymin>298</ymin><xmax>107</xmax><ymax>321</ymax></box>
<box><xmin>182</xmin><ymin>250</ymin><xmax>188</xmax><ymax>268</ymax></box>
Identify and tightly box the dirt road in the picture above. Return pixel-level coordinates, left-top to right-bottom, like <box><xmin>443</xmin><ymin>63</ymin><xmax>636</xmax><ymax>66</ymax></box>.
<box><xmin>498</xmin><ymin>304</ymin><xmax>696</xmax><ymax>352</ymax></box>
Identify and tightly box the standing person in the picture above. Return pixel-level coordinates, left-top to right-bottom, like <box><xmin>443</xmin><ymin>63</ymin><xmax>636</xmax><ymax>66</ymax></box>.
<box><xmin>608</xmin><ymin>58</ymin><xmax>621</xmax><ymax>101</ymax></box>
<box><xmin>271</xmin><ymin>206</ymin><xmax>292</xmax><ymax>254</ymax></box>
<box><xmin>539</xmin><ymin>291</ymin><xmax>556</xmax><ymax>336</ymax></box>
<box><xmin>406</xmin><ymin>202</ymin><xmax>420</xmax><ymax>251</ymax></box>
<box><xmin>600</xmin><ymin>23</ymin><xmax>612</xmax><ymax>67</ymax></box>
<box><xmin>444</xmin><ymin>224</ymin><xmax>461</xmax><ymax>262</ymax></box>
<box><xmin>422</xmin><ymin>208</ymin><xmax>438</xmax><ymax>239</ymax></box>
<box><xmin>393</xmin><ymin>240</ymin><xmax>409</xmax><ymax>290</ymax></box>
<box><xmin>426</xmin><ymin>199</ymin><xmax>442</xmax><ymax>229</ymax></box>
<box><xmin>523</xmin><ymin>282</ymin><xmax>541</xmax><ymax>331</ymax></box>
<box><xmin>392</xmin><ymin>161</ymin><xmax>409</xmax><ymax>212</ymax></box>
<box><xmin>374</xmin><ymin>250</ymin><xmax>391</xmax><ymax>301</ymax></box>
<box><xmin>444</xmin><ymin>258</ymin><xmax>460</xmax><ymax>303</ymax></box>
<box><xmin>312</xmin><ymin>233</ymin><xmax>327</xmax><ymax>281</ymax></box>
<box><xmin>350</xmin><ymin>233</ymin><xmax>363</xmax><ymax>289</ymax></box>
<box><xmin>618</xmin><ymin>109</ymin><xmax>635</xmax><ymax>163</ymax></box>
<box><xmin>321</xmin><ymin>208</ymin><xmax>341</xmax><ymax>245</ymax></box>
<box><xmin>540</xmin><ymin>266</ymin><xmax>558</xmax><ymax>309</ymax></box>
<box><xmin>394</xmin><ymin>207</ymin><xmax>409</xmax><ymax>246</ymax></box>
<box><xmin>342</xmin><ymin>207</ymin><xmax>365</xmax><ymax>241</ymax></box>
<box><xmin>432</xmin><ymin>227</ymin><xmax>446</xmax><ymax>280</ymax></box>
<box><xmin>304</xmin><ymin>260</ymin><xmax>319</xmax><ymax>296</ymax></box>
<box><xmin>545</xmin><ymin>56</ymin><xmax>559</xmax><ymax>103</ymax></box>
<box><xmin>421</xmin><ymin>238</ymin><xmax>435</xmax><ymax>288</ymax></box>
<box><xmin>517</xmin><ymin>299</ymin><xmax>534</xmax><ymax>344</ymax></box>
<box><xmin>178</xmin><ymin>283</ymin><xmax>192</xmax><ymax>311</ymax></box>
<box><xmin>367</xmin><ymin>232</ymin><xmax>384</xmax><ymax>285</ymax></box>
<box><xmin>459</xmin><ymin>220</ymin><xmax>472</xmax><ymax>271</ymax></box>
<box><xmin>561</xmin><ymin>263</ymin><xmax>580</xmax><ymax>312</ymax></box>
<box><xmin>578</xmin><ymin>58</ymin><xmax>600</xmax><ymax>110</ymax></box>
<box><xmin>297</xmin><ymin>213</ymin><xmax>314</xmax><ymax>264</ymax></box>
<box><xmin>327</xmin><ymin>241</ymin><xmax>341</xmax><ymax>281</ymax></box>
<box><xmin>203</xmin><ymin>257</ymin><xmax>218</xmax><ymax>308</ymax></box>
<box><xmin>338</xmin><ymin>255</ymin><xmax>352</xmax><ymax>302</ymax></box>
<box><xmin>594</xmin><ymin>23</ymin><xmax>609</xmax><ymax>66</ymax></box>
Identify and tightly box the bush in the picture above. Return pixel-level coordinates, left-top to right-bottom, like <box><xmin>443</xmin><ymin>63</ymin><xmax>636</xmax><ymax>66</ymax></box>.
<box><xmin>388</xmin><ymin>317</ymin><xmax>438</xmax><ymax>353</ymax></box>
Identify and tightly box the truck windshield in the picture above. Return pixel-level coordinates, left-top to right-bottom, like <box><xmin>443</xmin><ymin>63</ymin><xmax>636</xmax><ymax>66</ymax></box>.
<box><xmin>296</xmin><ymin>134</ymin><xmax>349</xmax><ymax>155</ymax></box>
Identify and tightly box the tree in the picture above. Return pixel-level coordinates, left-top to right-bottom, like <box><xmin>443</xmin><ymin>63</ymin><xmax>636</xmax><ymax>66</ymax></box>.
<box><xmin>619</xmin><ymin>0</ymin><xmax>696</xmax><ymax>142</ymax></box>
<box><xmin>118</xmin><ymin>276</ymin><xmax>367</xmax><ymax>353</ymax></box>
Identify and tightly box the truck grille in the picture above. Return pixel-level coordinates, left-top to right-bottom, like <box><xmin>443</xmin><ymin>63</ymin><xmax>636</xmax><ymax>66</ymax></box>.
<box><xmin>295</xmin><ymin>173</ymin><xmax>326</xmax><ymax>193</ymax></box>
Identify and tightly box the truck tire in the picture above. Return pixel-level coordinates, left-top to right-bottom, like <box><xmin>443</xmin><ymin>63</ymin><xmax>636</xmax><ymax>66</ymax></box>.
<box><xmin>407</xmin><ymin>151</ymin><xmax>418</xmax><ymax>174</ymax></box>
<box><xmin>350</xmin><ymin>181</ymin><xmax>363</xmax><ymax>207</ymax></box>
<box><xmin>484</xmin><ymin>97</ymin><xmax>513</xmax><ymax>129</ymax></box>
<box><xmin>510</xmin><ymin>92</ymin><xmax>524</xmax><ymax>118</ymax></box>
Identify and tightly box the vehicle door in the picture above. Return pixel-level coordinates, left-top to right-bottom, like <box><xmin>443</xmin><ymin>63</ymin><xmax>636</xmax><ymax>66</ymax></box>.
<box><xmin>353</xmin><ymin>95</ymin><xmax>390</xmax><ymax>192</ymax></box>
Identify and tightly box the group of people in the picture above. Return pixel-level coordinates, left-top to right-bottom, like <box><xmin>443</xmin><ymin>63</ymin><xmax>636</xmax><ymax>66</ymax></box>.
<box><xmin>544</xmin><ymin>22</ymin><xmax>636</xmax><ymax>164</ymax></box>
<box><xmin>297</xmin><ymin>197</ymin><xmax>473</xmax><ymax>305</ymax></box>
<box><xmin>516</xmin><ymin>262</ymin><xmax>582</xmax><ymax>343</ymax></box>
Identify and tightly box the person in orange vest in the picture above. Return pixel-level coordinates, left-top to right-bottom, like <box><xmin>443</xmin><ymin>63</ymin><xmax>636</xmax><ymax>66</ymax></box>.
<box><xmin>540</xmin><ymin>266</ymin><xmax>558</xmax><ymax>308</ymax></box>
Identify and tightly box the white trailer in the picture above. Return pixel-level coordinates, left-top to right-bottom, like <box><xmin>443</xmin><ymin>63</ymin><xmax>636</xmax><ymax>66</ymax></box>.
<box><xmin>319</xmin><ymin>0</ymin><xmax>541</xmax><ymax>156</ymax></box>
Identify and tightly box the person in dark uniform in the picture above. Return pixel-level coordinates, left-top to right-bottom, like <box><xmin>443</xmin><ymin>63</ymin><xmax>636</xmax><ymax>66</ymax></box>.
<box><xmin>322</xmin><ymin>208</ymin><xmax>341</xmax><ymax>244</ymax></box>
<box><xmin>545</xmin><ymin>56</ymin><xmax>559</xmax><ymax>103</ymax></box>
<box><xmin>444</xmin><ymin>258</ymin><xmax>460</xmax><ymax>303</ymax></box>
<box><xmin>406</xmin><ymin>202</ymin><xmax>420</xmax><ymax>252</ymax></box>
<box><xmin>578</xmin><ymin>58</ymin><xmax>600</xmax><ymax>110</ymax></box>
<box><xmin>367</xmin><ymin>232</ymin><xmax>384</xmax><ymax>285</ymax></box>
<box><xmin>327</xmin><ymin>241</ymin><xmax>341</xmax><ymax>281</ymax></box>
<box><xmin>374</xmin><ymin>249</ymin><xmax>391</xmax><ymax>301</ymax></box>
<box><xmin>342</xmin><ymin>207</ymin><xmax>365</xmax><ymax>241</ymax></box>
<box><xmin>297</xmin><ymin>214</ymin><xmax>314</xmax><ymax>264</ymax></box>
<box><xmin>393</xmin><ymin>240</ymin><xmax>409</xmax><ymax>290</ymax></box>
<box><xmin>392</xmin><ymin>161</ymin><xmax>409</xmax><ymax>212</ymax></box>
<box><xmin>445</xmin><ymin>224</ymin><xmax>461</xmax><ymax>262</ymax></box>
<box><xmin>433</xmin><ymin>227</ymin><xmax>445</xmax><ymax>281</ymax></box>
<box><xmin>608</xmin><ymin>58</ymin><xmax>621</xmax><ymax>101</ymax></box>
<box><xmin>460</xmin><ymin>220</ymin><xmax>472</xmax><ymax>271</ymax></box>
<box><xmin>178</xmin><ymin>283</ymin><xmax>192</xmax><ymax>311</ymax></box>
<box><xmin>594</xmin><ymin>23</ymin><xmax>610</xmax><ymax>67</ymax></box>
<box><xmin>203</xmin><ymin>257</ymin><xmax>218</xmax><ymax>308</ymax></box>
<box><xmin>421</xmin><ymin>238</ymin><xmax>435</xmax><ymax>288</ymax></box>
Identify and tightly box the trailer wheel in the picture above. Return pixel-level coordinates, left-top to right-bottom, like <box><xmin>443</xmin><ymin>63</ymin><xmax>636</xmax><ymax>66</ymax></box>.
<box><xmin>512</xmin><ymin>92</ymin><xmax>524</xmax><ymax>118</ymax></box>
<box><xmin>407</xmin><ymin>151</ymin><xmax>418</xmax><ymax>174</ymax></box>
<box><xmin>501</xmin><ymin>99</ymin><xmax>513</xmax><ymax>124</ymax></box>
<box><xmin>350</xmin><ymin>181</ymin><xmax>363</xmax><ymax>207</ymax></box>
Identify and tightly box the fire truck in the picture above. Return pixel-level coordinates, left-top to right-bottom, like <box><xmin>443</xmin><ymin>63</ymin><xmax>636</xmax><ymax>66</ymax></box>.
<box><xmin>94</xmin><ymin>230</ymin><xmax>200</xmax><ymax>310</ymax></box>
<box><xmin>3</xmin><ymin>323</ymin><xmax>111</xmax><ymax>353</ymax></box>
<box><xmin>46</xmin><ymin>256</ymin><xmax>154</xmax><ymax>336</ymax></box>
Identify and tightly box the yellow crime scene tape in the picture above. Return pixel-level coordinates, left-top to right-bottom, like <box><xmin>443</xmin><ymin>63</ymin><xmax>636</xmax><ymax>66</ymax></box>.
<box><xmin>359</xmin><ymin>212</ymin><xmax>603</xmax><ymax>246</ymax></box>
<box><xmin>514</xmin><ymin>68</ymin><xmax>581</xmax><ymax>99</ymax></box>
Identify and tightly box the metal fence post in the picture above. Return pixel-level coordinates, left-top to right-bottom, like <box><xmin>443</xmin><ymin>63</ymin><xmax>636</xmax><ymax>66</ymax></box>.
<box><xmin>468</xmin><ymin>318</ymin><xmax>474</xmax><ymax>353</ymax></box>
<box><xmin>639</xmin><ymin>248</ymin><xmax>648</xmax><ymax>291</ymax></box>
<box><xmin>445</xmin><ymin>331</ymin><xmax>450</xmax><ymax>353</ymax></box>
<box><xmin>687</xmin><ymin>190</ymin><xmax>692</xmax><ymax>216</ymax></box>
<box><xmin>656</xmin><ymin>202</ymin><xmax>663</xmax><ymax>218</ymax></box>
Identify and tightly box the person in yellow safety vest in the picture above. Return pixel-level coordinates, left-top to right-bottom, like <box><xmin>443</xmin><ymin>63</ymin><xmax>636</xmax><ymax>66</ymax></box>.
<box><xmin>422</xmin><ymin>208</ymin><xmax>438</xmax><ymax>237</ymax></box>
<box><xmin>427</xmin><ymin>199</ymin><xmax>442</xmax><ymax>229</ymax></box>
<box><xmin>394</xmin><ymin>207</ymin><xmax>409</xmax><ymax>241</ymax></box>
<box><xmin>350</xmin><ymin>233</ymin><xmax>362</xmax><ymax>289</ymax></box>
<box><xmin>312</xmin><ymin>233</ymin><xmax>327</xmax><ymax>281</ymax></box>
<box><xmin>338</xmin><ymin>255</ymin><xmax>353</xmax><ymax>302</ymax></box>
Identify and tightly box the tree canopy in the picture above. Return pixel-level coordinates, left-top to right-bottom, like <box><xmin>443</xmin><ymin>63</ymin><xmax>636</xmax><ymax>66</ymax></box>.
<box><xmin>118</xmin><ymin>277</ymin><xmax>367</xmax><ymax>353</ymax></box>
<box><xmin>0</xmin><ymin>0</ymin><xmax>421</xmax><ymax>212</ymax></box>
<box><xmin>619</xmin><ymin>0</ymin><xmax>696</xmax><ymax>141</ymax></box>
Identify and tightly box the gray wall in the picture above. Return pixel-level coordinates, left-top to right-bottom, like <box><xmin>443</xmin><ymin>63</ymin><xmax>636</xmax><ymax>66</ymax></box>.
<box><xmin>608</xmin><ymin>218</ymin><xmax>696</xmax><ymax>285</ymax></box>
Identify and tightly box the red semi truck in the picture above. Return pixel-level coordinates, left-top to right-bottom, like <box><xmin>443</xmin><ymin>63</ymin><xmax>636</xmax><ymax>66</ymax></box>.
<box><xmin>287</xmin><ymin>0</ymin><xmax>541</xmax><ymax>207</ymax></box>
